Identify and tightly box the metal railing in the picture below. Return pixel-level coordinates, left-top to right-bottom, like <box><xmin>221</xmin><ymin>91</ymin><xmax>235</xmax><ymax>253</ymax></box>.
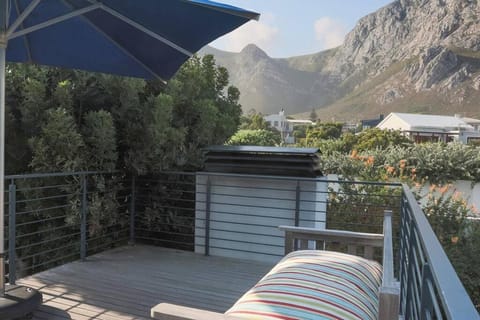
<box><xmin>195</xmin><ymin>172</ymin><xmax>402</xmax><ymax>262</ymax></box>
<box><xmin>133</xmin><ymin>172</ymin><xmax>196</xmax><ymax>251</ymax></box>
<box><xmin>399</xmin><ymin>184</ymin><xmax>479</xmax><ymax>319</ymax></box>
<box><xmin>2</xmin><ymin>170</ymin><xmax>478</xmax><ymax>318</ymax></box>
<box><xmin>5</xmin><ymin>171</ymin><xmax>132</xmax><ymax>284</ymax></box>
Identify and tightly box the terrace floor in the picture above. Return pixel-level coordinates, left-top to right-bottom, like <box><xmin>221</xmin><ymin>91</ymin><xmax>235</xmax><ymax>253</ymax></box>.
<box><xmin>18</xmin><ymin>245</ymin><xmax>273</xmax><ymax>320</ymax></box>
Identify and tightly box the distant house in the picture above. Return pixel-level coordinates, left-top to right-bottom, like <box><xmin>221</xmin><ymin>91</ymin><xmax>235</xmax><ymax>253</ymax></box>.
<box><xmin>361</xmin><ymin>114</ymin><xmax>384</xmax><ymax>129</ymax></box>
<box><xmin>264</xmin><ymin>111</ymin><xmax>314</xmax><ymax>144</ymax></box>
<box><xmin>377</xmin><ymin>112</ymin><xmax>480</xmax><ymax>144</ymax></box>
<box><xmin>288</xmin><ymin>119</ymin><xmax>315</xmax><ymax>127</ymax></box>
<box><xmin>342</xmin><ymin>122</ymin><xmax>359</xmax><ymax>132</ymax></box>
<box><xmin>461</xmin><ymin>116</ymin><xmax>480</xmax><ymax>132</ymax></box>
<box><xmin>264</xmin><ymin>110</ymin><xmax>294</xmax><ymax>144</ymax></box>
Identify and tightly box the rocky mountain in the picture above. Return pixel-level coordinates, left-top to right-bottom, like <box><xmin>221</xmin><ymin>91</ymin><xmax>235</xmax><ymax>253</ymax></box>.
<box><xmin>200</xmin><ymin>0</ymin><xmax>480</xmax><ymax>120</ymax></box>
<box><xmin>200</xmin><ymin>45</ymin><xmax>338</xmax><ymax>115</ymax></box>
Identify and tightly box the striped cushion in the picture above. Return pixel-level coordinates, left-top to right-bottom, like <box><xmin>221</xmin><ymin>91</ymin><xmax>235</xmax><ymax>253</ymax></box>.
<box><xmin>225</xmin><ymin>250</ymin><xmax>382</xmax><ymax>320</ymax></box>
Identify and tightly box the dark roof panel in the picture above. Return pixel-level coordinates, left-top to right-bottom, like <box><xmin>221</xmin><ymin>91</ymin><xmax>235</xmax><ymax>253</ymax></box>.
<box><xmin>205</xmin><ymin>145</ymin><xmax>319</xmax><ymax>154</ymax></box>
<box><xmin>203</xmin><ymin>145</ymin><xmax>322</xmax><ymax>177</ymax></box>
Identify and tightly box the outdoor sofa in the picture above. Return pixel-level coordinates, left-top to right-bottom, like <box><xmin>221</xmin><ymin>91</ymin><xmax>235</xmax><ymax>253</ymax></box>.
<box><xmin>151</xmin><ymin>210</ymin><xmax>399</xmax><ymax>320</ymax></box>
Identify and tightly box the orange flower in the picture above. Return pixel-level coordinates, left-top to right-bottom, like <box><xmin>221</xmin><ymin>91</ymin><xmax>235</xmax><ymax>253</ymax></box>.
<box><xmin>453</xmin><ymin>191</ymin><xmax>462</xmax><ymax>200</ymax></box>
<box><xmin>366</xmin><ymin>156</ymin><xmax>375</xmax><ymax>165</ymax></box>
<box><xmin>350</xmin><ymin>150</ymin><xmax>358</xmax><ymax>159</ymax></box>
<box><xmin>399</xmin><ymin>159</ymin><xmax>407</xmax><ymax>169</ymax></box>
<box><xmin>451</xmin><ymin>236</ymin><xmax>459</xmax><ymax>244</ymax></box>
<box><xmin>386</xmin><ymin>166</ymin><xmax>395</xmax><ymax>174</ymax></box>
<box><xmin>439</xmin><ymin>185</ymin><xmax>449</xmax><ymax>195</ymax></box>
<box><xmin>411</xmin><ymin>168</ymin><xmax>416</xmax><ymax>174</ymax></box>
<box><xmin>471</xmin><ymin>205</ymin><xmax>478</xmax><ymax>214</ymax></box>
<box><xmin>429</xmin><ymin>184</ymin><xmax>437</xmax><ymax>192</ymax></box>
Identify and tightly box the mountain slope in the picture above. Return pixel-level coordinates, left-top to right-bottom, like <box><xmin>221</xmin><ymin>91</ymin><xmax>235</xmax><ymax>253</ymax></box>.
<box><xmin>201</xmin><ymin>0</ymin><xmax>480</xmax><ymax>119</ymax></box>
<box><xmin>201</xmin><ymin>45</ymin><xmax>338</xmax><ymax>115</ymax></box>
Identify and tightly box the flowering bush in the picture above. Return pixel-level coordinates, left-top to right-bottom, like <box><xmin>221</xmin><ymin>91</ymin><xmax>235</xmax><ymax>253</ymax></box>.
<box><xmin>419</xmin><ymin>187</ymin><xmax>480</xmax><ymax>309</ymax></box>
<box><xmin>319</xmin><ymin>143</ymin><xmax>480</xmax><ymax>184</ymax></box>
<box><xmin>316</xmin><ymin>142</ymin><xmax>480</xmax><ymax>309</ymax></box>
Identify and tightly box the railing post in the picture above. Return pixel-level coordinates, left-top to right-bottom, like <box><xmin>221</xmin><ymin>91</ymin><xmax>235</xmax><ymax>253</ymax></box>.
<box><xmin>294</xmin><ymin>181</ymin><xmax>300</xmax><ymax>226</ymax></box>
<box><xmin>129</xmin><ymin>175</ymin><xmax>136</xmax><ymax>245</ymax></box>
<box><xmin>420</xmin><ymin>263</ymin><xmax>433</xmax><ymax>319</ymax></box>
<box><xmin>8</xmin><ymin>180</ymin><xmax>16</xmax><ymax>285</ymax></box>
<box><xmin>294</xmin><ymin>181</ymin><xmax>301</xmax><ymax>250</ymax></box>
<box><xmin>404</xmin><ymin>217</ymin><xmax>417</xmax><ymax>319</ymax></box>
<box><xmin>399</xmin><ymin>195</ymin><xmax>409</xmax><ymax>316</ymax></box>
<box><xmin>80</xmin><ymin>174</ymin><xmax>87</xmax><ymax>261</ymax></box>
<box><xmin>205</xmin><ymin>177</ymin><xmax>211</xmax><ymax>256</ymax></box>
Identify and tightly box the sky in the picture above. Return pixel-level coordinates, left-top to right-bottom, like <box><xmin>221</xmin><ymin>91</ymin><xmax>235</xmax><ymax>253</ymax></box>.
<box><xmin>210</xmin><ymin>0</ymin><xmax>393</xmax><ymax>58</ymax></box>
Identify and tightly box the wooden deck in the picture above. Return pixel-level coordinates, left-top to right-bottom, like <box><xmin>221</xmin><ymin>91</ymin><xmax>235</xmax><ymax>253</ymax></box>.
<box><xmin>18</xmin><ymin>245</ymin><xmax>273</xmax><ymax>320</ymax></box>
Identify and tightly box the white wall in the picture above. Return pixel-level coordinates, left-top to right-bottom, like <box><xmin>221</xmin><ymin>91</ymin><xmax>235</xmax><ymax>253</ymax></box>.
<box><xmin>413</xmin><ymin>180</ymin><xmax>480</xmax><ymax>215</ymax></box>
<box><xmin>195</xmin><ymin>173</ymin><xmax>327</xmax><ymax>263</ymax></box>
<box><xmin>377</xmin><ymin>115</ymin><xmax>409</xmax><ymax>131</ymax></box>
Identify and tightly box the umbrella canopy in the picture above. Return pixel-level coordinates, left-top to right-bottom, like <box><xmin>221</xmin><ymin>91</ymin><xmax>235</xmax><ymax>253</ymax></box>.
<box><xmin>2</xmin><ymin>0</ymin><xmax>258</xmax><ymax>81</ymax></box>
<box><xmin>0</xmin><ymin>0</ymin><xmax>259</xmax><ymax>297</ymax></box>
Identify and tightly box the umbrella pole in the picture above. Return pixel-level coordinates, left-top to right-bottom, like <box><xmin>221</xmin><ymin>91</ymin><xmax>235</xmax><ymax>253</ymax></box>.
<box><xmin>0</xmin><ymin>43</ymin><xmax>5</xmax><ymax>297</ymax></box>
<box><xmin>0</xmin><ymin>42</ymin><xmax>42</xmax><ymax>319</ymax></box>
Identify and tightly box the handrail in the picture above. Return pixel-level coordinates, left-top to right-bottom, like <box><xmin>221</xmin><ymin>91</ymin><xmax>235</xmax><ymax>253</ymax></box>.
<box><xmin>3</xmin><ymin>170</ymin><xmax>477</xmax><ymax>319</ymax></box>
<box><xmin>5</xmin><ymin>170</ymin><xmax>117</xmax><ymax>180</ymax></box>
<box><xmin>401</xmin><ymin>185</ymin><xmax>479</xmax><ymax>319</ymax></box>
<box><xmin>196</xmin><ymin>171</ymin><xmax>403</xmax><ymax>187</ymax></box>
<box><xmin>381</xmin><ymin>210</ymin><xmax>395</xmax><ymax>287</ymax></box>
<box><xmin>378</xmin><ymin>210</ymin><xmax>400</xmax><ymax>320</ymax></box>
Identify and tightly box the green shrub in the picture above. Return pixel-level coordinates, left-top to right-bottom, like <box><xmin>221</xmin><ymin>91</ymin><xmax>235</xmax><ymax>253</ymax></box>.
<box><xmin>227</xmin><ymin>129</ymin><xmax>281</xmax><ymax>146</ymax></box>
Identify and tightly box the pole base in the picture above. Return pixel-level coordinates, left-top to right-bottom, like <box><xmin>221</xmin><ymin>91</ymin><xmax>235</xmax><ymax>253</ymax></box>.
<box><xmin>0</xmin><ymin>285</ymin><xmax>42</xmax><ymax>320</ymax></box>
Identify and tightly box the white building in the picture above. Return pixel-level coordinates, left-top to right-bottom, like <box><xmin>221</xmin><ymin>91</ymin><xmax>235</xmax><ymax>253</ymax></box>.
<box><xmin>264</xmin><ymin>112</ymin><xmax>315</xmax><ymax>144</ymax></box>
<box><xmin>377</xmin><ymin>112</ymin><xmax>480</xmax><ymax>144</ymax></box>
<box><xmin>264</xmin><ymin>110</ymin><xmax>294</xmax><ymax>143</ymax></box>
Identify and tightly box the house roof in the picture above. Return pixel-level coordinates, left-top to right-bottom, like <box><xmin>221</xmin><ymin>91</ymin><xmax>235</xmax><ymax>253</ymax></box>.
<box><xmin>462</xmin><ymin>117</ymin><xmax>480</xmax><ymax>125</ymax></box>
<box><xmin>378</xmin><ymin>113</ymin><xmax>474</xmax><ymax>131</ymax></box>
<box><xmin>287</xmin><ymin>119</ymin><xmax>314</xmax><ymax>124</ymax></box>
<box><xmin>361</xmin><ymin>114</ymin><xmax>384</xmax><ymax>127</ymax></box>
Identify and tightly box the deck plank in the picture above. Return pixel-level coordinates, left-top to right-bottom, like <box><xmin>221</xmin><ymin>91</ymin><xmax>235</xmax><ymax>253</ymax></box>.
<box><xmin>18</xmin><ymin>245</ymin><xmax>273</xmax><ymax>320</ymax></box>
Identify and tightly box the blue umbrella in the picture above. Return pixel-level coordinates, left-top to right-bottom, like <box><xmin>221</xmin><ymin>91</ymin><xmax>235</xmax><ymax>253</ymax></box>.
<box><xmin>0</xmin><ymin>0</ymin><xmax>259</xmax><ymax>316</ymax></box>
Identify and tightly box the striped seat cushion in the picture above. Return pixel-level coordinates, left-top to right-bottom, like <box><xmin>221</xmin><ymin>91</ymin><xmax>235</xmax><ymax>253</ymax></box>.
<box><xmin>225</xmin><ymin>250</ymin><xmax>382</xmax><ymax>320</ymax></box>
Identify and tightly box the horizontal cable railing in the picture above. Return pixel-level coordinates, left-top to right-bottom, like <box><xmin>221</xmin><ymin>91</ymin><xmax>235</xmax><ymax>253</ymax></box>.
<box><xmin>2</xmin><ymin>170</ymin><xmax>477</xmax><ymax>318</ymax></box>
<box><xmin>5</xmin><ymin>171</ymin><xmax>132</xmax><ymax>284</ymax></box>
<box><xmin>194</xmin><ymin>172</ymin><xmax>402</xmax><ymax>262</ymax></box>
<box><xmin>133</xmin><ymin>172</ymin><xmax>196</xmax><ymax>251</ymax></box>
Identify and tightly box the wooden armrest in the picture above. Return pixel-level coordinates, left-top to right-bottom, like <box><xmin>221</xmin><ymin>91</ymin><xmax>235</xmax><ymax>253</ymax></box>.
<box><xmin>378</xmin><ymin>210</ymin><xmax>400</xmax><ymax>320</ymax></box>
<box><xmin>279</xmin><ymin>225</ymin><xmax>384</xmax><ymax>255</ymax></box>
<box><xmin>151</xmin><ymin>303</ymin><xmax>242</xmax><ymax>320</ymax></box>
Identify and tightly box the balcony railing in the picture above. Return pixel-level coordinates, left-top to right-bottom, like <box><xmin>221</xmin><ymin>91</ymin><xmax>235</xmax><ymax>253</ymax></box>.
<box><xmin>3</xmin><ymin>171</ymin><xmax>478</xmax><ymax>319</ymax></box>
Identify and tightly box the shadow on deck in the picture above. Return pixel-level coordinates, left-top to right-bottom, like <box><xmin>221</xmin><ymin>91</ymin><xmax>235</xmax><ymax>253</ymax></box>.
<box><xmin>18</xmin><ymin>245</ymin><xmax>273</xmax><ymax>320</ymax></box>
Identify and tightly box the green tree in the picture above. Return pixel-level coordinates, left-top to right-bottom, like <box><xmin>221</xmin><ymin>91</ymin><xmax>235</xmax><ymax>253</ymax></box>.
<box><xmin>165</xmin><ymin>54</ymin><xmax>242</xmax><ymax>169</ymax></box>
<box><xmin>227</xmin><ymin>129</ymin><xmax>281</xmax><ymax>146</ymax></box>
<box><xmin>82</xmin><ymin>110</ymin><xmax>118</xmax><ymax>171</ymax></box>
<box><xmin>306</xmin><ymin>122</ymin><xmax>343</xmax><ymax>140</ymax></box>
<box><xmin>240</xmin><ymin>112</ymin><xmax>271</xmax><ymax>130</ymax></box>
<box><xmin>29</xmin><ymin>108</ymin><xmax>84</xmax><ymax>172</ymax></box>
<box><xmin>355</xmin><ymin>128</ymin><xmax>412</xmax><ymax>151</ymax></box>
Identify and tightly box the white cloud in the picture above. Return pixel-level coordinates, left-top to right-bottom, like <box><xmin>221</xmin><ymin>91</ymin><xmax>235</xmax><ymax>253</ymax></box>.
<box><xmin>314</xmin><ymin>17</ymin><xmax>347</xmax><ymax>50</ymax></box>
<box><xmin>211</xmin><ymin>13</ymin><xmax>279</xmax><ymax>54</ymax></box>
